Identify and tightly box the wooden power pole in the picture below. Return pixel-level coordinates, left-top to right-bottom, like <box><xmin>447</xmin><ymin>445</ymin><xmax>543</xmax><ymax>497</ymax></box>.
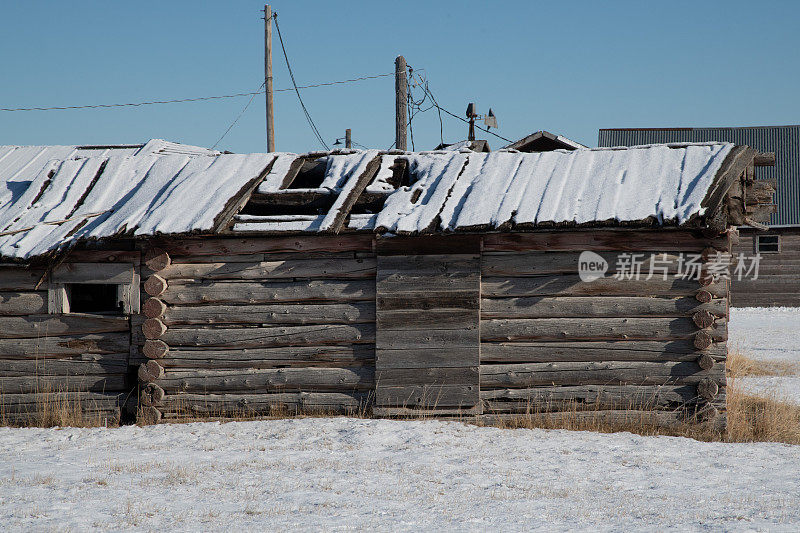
<box><xmin>345</xmin><ymin>128</ymin><xmax>352</xmax><ymax>149</ymax></box>
<box><xmin>264</xmin><ymin>4</ymin><xmax>275</xmax><ymax>152</ymax></box>
<box><xmin>395</xmin><ymin>55</ymin><xmax>408</xmax><ymax>151</ymax></box>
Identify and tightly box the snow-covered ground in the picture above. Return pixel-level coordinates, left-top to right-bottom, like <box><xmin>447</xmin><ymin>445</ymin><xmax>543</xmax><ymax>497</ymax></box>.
<box><xmin>1</xmin><ymin>418</ymin><xmax>800</xmax><ymax>532</ymax></box>
<box><xmin>729</xmin><ymin>307</ymin><xmax>800</xmax><ymax>403</ymax></box>
<box><xmin>0</xmin><ymin>307</ymin><xmax>798</xmax><ymax>531</ymax></box>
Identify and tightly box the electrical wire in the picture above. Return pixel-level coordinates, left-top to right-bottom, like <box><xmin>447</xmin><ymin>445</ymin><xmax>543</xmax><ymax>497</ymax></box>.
<box><xmin>272</xmin><ymin>12</ymin><xmax>329</xmax><ymax>150</ymax></box>
<box><xmin>211</xmin><ymin>81</ymin><xmax>265</xmax><ymax>149</ymax></box>
<box><xmin>0</xmin><ymin>74</ymin><xmax>393</xmax><ymax>113</ymax></box>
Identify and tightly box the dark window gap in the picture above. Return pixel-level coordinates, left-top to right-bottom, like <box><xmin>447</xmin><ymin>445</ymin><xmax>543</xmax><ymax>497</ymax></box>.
<box><xmin>67</xmin><ymin>284</ymin><xmax>122</xmax><ymax>314</ymax></box>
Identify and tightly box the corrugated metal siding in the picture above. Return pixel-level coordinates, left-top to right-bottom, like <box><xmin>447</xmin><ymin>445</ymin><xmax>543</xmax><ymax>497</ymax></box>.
<box><xmin>599</xmin><ymin>126</ymin><xmax>800</xmax><ymax>225</ymax></box>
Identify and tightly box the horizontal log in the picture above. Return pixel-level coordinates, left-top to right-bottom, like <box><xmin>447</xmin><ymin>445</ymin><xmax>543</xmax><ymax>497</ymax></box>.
<box><xmin>138</xmin><ymin>360</ymin><xmax>164</xmax><ymax>383</ymax></box>
<box><xmin>376</xmin><ymin>272</ymin><xmax>479</xmax><ymax>293</ymax></box>
<box><xmin>142</xmin><ymin>298</ymin><xmax>168</xmax><ymax>318</ymax></box>
<box><xmin>143</xmin><ymin>318</ymin><xmax>167</xmax><ymax>339</ymax></box>
<box><xmin>483</xmin><ymin>231</ymin><xmax>726</xmax><ymax>253</ymax></box>
<box><xmin>480</xmin><ymin>340</ymin><xmax>726</xmax><ymax>363</ymax></box>
<box><xmin>478</xmin><ymin>410</ymin><xmax>693</xmax><ymax>429</ymax></box>
<box><xmin>144</xmin><ymin>274</ymin><xmax>167</xmax><ymax>297</ymax></box>
<box><xmin>481</xmin><ymin>276</ymin><xmax>726</xmax><ymax>298</ymax></box>
<box><xmin>481</xmin><ymin>252</ymin><xmax>687</xmax><ymax>276</ymax></box>
<box><xmin>0</xmin><ymin>314</ymin><xmax>129</xmax><ymax>339</ymax></box>
<box><xmin>481</xmin><ymin>318</ymin><xmax>727</xmax><ymax>342</ymax></box>
<box><xmin>0</xmin><ymin>333</ymin><xmax>130</xmax><ymax>357</ymax></box>
<box><xmin>156</xmin><ymin>258</ymin><xmax>376</xmax><ymax>281</ymax></box>
<box><xmin>753</xmin><ymin>152</ymin><xmax>775</xmax><ymax>166</ymax></box>
<box><xmin>372</xmin><ymin>405</ymin><xmax>483</xmax><ymax>417</ymax></box>
<box><xmin>377</xmin><ymin>328</ymin><xmax>479</xmax><ymax>350</ymax></box>
<box><xmin>376</xmin><ymin>308</ymin><xmax>477</xmax><ymax>330</ymax></box>
<box><xmin>156</xmin><ymin>392</ymin><xmax>370</xmax><ymax>415</ymax></box>
<box><xmin>479</xmin><ymin>361</ymin><xmax>725</xmax><ymax>388</ymax></box>
<box><xmin>376</xmin><ymin>235</ymin><xmax>481</xmax><ymax>255</ymax></box>
<box><xmin>377</xmin><ymin>291</ymin><xmax>480</xmax><ymax>310</ymax></box>
<box><xmin>64</xmin><ymin>250</ymin><xmax>140</xmax><ymax>263</ymax></box>
<box><xmin>0</xmin><ymin>356</ymin><xmax>128</xmax><ymax>376</ymax></box>
<box><xmin>0</xmin><ymin>268</ymin><xmax>47</xmax><ymax>291</ymax></box>
<box><xmin>481</xmin><ymin>296</ymin><xmax>727</xmax><ymax>319</ymax></box>
<box><xmin>0</xmin><ymin>391</ymin><xmax>124</xmax><ymax>413</ymax></box>
<box><xmin>481</xmin><ymin>384</ymin><xmax>701</xmax><ymax>412</ymax></box>
<box><xmin>376</xmin><ymin>384</ymin><xmax>478</xmax><ymax>408</ymax></box>
<box><xmin>140</xmin><ymin>383</ymin><xmax>165</xmax><ymax>407</ymax></box>
<box><xmin>0</xmin><ymin>375</ymin><xmax>127</xmax><ymax>395</ymax></box>
<box><xmin>160</xmin><ymin>280</ymin><xmax>375</xmax><ymax>305</ymax></box>
<box><xmin>154</xmin><ymin>345</ymin><xmax>374</xmax><ymax>369</ymax></box>
<box><xmin>160</xmin><ymin>303</ymin><xmax>375</xmax><ymax>326</ymax></box>
<box><xmin>376</xmin><ymin>346</ymin><xmax>480</xmax><ymax>369</ymax></box>
<box><xmin>160</xmin><ymin>324</ymin><xmax>375</xmax><ymax>349</ymax></box>
<box><xmin>144</xmin><ymin>247</ymin><xmax>171</xmax><ymax>272</ymax></box>
<box><xmin>143</xmin><ymin>340</ymin><xmax>169</xmax><ymax>359</ymax></box>
<box><xmin>377</xmin><ymin>254</ymin><xmax>479</xmax><ymax>272</ymax></box>
<box><xmin>153</xmin><ymin>367</ymin><xmax>375</xmax><ymax>393</ymax></box>
<box><xmin>375</xmin><ymin>366</ymin><xmax>479</xmax><ymax>387</ymax></box>
<box><xmin>0</xmin><ymin>291</ymin><xmax>47</xmax><ymax>315</ymax></box>
<box><xmin>51</xmin><ymin>263</ymin><xmax>135</xmax><ymax>285</ymax></box>
<box><xmin>158</xmin><ymin>235</ymin><xmax>374</xmax><ymax>257</ymax></box>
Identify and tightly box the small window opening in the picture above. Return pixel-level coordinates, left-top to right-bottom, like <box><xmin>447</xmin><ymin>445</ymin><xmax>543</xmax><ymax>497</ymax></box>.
<box><xmin>67</xmin><ymin>284</ymin><xmax>123</xmax><ymax>314</ymax></box>
<box><xmin>756</xmin><ymin>234</ymin><xmax>780</xmax><ymax>254</ymax></box>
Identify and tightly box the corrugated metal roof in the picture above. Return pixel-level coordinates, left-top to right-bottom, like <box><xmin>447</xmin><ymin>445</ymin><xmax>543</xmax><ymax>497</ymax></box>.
<box><xmin>0</xmin><ymin>141</ymin><xmax>271</xmax><ymax>260</ymax></box>
<box><xmin>599</xmin><ymin>126</ymin><xmax>799</xmax><ymax>225</ymax></box>
<box><xmin>233</xmin><ymin>143</ymin><xmax>735</xmax><ymax>235</ymax></box>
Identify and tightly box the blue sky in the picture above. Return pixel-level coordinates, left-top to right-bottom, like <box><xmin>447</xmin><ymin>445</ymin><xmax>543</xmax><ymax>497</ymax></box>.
<box><xmin>1</xmin><ymin>0</ymin><xmax>798</xmax><ymax>153</ymax></box>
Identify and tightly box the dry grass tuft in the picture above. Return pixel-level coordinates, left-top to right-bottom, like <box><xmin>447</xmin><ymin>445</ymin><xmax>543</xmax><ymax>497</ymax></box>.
<box><xmin>727</xmin><ymin>350</ymin><xmax>800</xmax><ymax>378</ymax></box>
<box><xmin>0</xmin><ymin>384</ymin><xmax>114</xmax><ymax>429</ymax></box>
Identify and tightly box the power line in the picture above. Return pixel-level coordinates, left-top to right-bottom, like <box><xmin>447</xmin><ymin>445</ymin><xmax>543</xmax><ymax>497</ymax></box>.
<box><xmin>272</xmin><ymin>12</ymin><xmax>329</xmax><ymax>150</ymax></box>
<box><xmin>411</xmin><ymin>68</ymin><xmax>513</xmax><ymax>144</ymax></box>
<box><xmin>211</xmin><ymin>81</ymin><xmax>265</xmax><ymax>150</ymax></box>
<box><xmin>0</xmin><ymin>73</ymin><xmax>393</xmax><ymax>113</ymax></box>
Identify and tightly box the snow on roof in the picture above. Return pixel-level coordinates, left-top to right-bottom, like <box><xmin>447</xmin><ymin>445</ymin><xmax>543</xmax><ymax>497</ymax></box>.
<box><xmin>0</xmin><ymin>141</ymin><xmax>271</xmax><ymax>260</ymax></box>
<box><xmin>0</xmin><ymin>141</ymin><xmax>737</xmax><ymax>259</ymax></box>
<box><xmin>235</xmin><ymin>142</ymin><xmax>735</xmax><ymax>235</ymax></box>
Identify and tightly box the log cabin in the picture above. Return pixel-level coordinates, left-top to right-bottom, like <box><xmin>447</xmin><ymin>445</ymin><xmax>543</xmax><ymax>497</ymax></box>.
<box><xmin>0</xmin><ymin>139</ymin><xmax>776</xmax><ymax>428</ymax></box>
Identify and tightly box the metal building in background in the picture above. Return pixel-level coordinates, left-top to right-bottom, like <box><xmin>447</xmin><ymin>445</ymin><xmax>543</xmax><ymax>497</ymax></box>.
<box><xmin>599</xmin><ymin>125</ymin><xmax>800</xmax><ymax>226</ymax></box>
<box><xmin>600</xmin><ymin>125</ymin><xmax>800</xmax><ymax>307</ymax></box>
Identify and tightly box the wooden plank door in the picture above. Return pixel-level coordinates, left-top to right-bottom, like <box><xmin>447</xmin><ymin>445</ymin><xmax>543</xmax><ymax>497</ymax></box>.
<box><xmin>374</xmin><ymin>251</ymin><xmax>481</xmax><ymax>415</ymax></box>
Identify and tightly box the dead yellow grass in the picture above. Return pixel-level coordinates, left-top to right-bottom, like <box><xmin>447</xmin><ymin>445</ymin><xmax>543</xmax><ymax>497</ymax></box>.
<box><xmin>727</xmin><ymin>349</ymin><xmax>800</xmax><ymax>378</ymax></box>
<box><xmin>0</xmin><ymin>384</ymin><xmax>114</xmax><ymax>429</ymax></box>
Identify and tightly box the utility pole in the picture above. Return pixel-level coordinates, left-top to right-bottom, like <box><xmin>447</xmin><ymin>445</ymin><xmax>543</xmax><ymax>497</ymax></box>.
<box><xmin>345</xmin><ymin>128</ymin><xmax>352</xmax><ymax>149</ymax></box>
<box><xmin>264</xmin><ymin>4</ymin><xmax>275</xmax><ymax>152</ymax></box>
<box><xmin>395</xmin><ymin>55</ymin><xmax>408</xmax><ymax>151</ymax></box>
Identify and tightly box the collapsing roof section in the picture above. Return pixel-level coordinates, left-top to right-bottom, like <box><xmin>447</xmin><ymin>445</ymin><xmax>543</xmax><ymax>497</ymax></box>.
<box><xmin>0</xmin><ymin>141</ymin><xmax>769</xmax><ymax>260</ymax></box>
<box><xmin>233</xmin><ymin>142</ymin><xmax>744</xmax><ymax>235</ymax></box>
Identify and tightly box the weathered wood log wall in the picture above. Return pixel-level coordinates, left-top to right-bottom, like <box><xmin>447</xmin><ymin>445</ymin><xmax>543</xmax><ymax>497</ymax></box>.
<box><xmin>480</xmin><ymin>231</ymin><xmax>730</xmax><ymax>424</ymax></box>
<box><xmin>128</xmin><ymin>230</ymin><xmax>734</xmax><ymax>427</ymax></box>
<box><xmin>136</xmin><ymin>236</ymin><xmax>377</xmax><ymax>422</ymax></box>
<box><xmin>0</xmin><ymin>250</ymin><xmax>137</xmax><ymax>425</ymax></box>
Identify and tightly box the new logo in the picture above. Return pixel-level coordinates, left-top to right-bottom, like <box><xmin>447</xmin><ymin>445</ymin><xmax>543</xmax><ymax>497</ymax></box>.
<box><xmin>578</xmin><ymin>251</ymin><xmax>608</xmax><ymax>282</ymax></box>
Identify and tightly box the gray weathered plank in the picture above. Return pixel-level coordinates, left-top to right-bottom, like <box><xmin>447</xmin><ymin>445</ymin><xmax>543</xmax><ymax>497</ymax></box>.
<box><xmin>155</xmin><ymin>345</ymin><xmax>374</xmax><ymax>369</ymax></box>
<box><xmin>481</xmin><ymin>296</ymin><xmax>727</xmax><ymax>319</ymax></box>
<box><xmin>153</xmin><ymin>367</ymin><xmax>375</xmax><ymax>393</ymax></box>
<box><xmin>160</xmin><ymin>280</ymin><xmax>375</xmax><ymax>305</ymax></box>
<box><xmin>480</xmin><ymin>341</ymin><xmax>726</xmax><ymax>363</ymax></box>
<box><xmin>156</xmin><ymin>258</ymin><xmax>376</xmax><ymax>281</ymax></box>
<box><xmin>480</xmin><ymin>361</ymin><xmax>725</xmax><ymax>388</ymax></box>
<box><xmin>160</xmin><ymin>324</ymin><xmax>375</xmax><ymax>348</ymax></box>
<box><xmin>481</xmin><ymin>276</ymin><xmax>726</xmax><ymax>298</ymax></box>
<box><xmin>161</xmin><ymin>303</ymin><xmax>375</xmax><ymax>326</ymax></box>
<box><xmin>480</xmin><ymin>318</ymin><xmax>727</xmax><ymax>342</ymax></box>
<box><xmin>0</xmin><ymin>314</ymin><xmax>129</xmax><ymax>339</ymax></box>
<box><xmin>0</xmin><ymin>291</ymin><xmax>47</xmax><ymax>315</ymax></box>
